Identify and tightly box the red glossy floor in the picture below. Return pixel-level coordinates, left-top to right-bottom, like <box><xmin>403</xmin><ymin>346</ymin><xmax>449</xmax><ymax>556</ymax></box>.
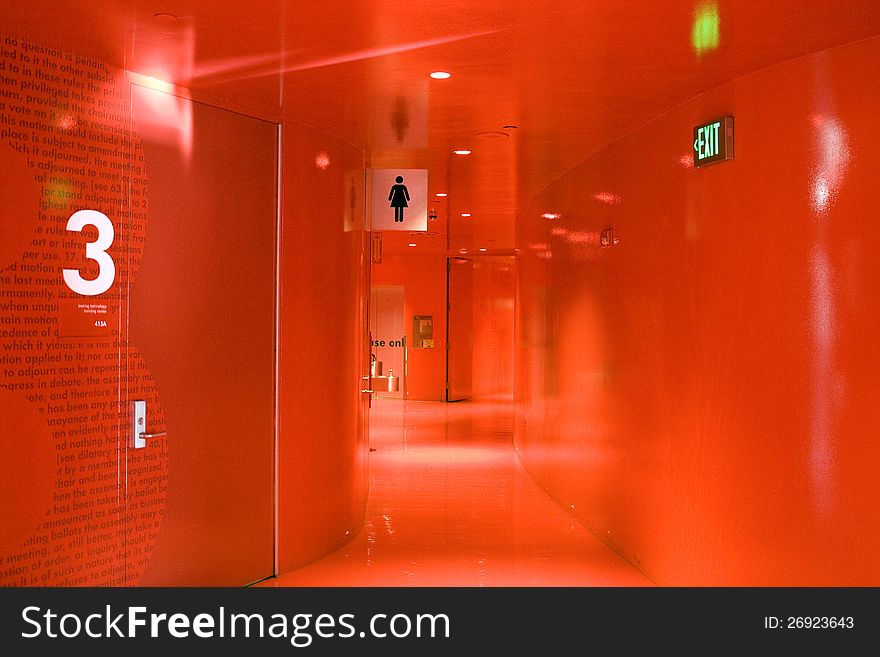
<box><xmin>258</xmin><ymin>397</ymin><xmax>654</xmax><ymax>587</ymax></box>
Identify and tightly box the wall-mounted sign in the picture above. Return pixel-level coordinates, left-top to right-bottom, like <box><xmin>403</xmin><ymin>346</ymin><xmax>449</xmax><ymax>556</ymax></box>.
<box><xmin>371</xmin><ymin>336</ymin><xmax>406</xmax><ymax>348</ymax></box>
<box><xmin>59</xmin><ymin>209</ymin><xmax>117</xmax><ymax>338</ymax></box>
<box><xmin>370</xmin><ymin>168</ymin><xmax>428</xmax><ymax>231</ymax></box>
<box><xmin>693</xmin><ymin>116</ymin><xmax>734</xmax><ymax>167</ymax></box>
<box><xmin>412</xmin><ymin>315</ymin><xmax>434</xmax><ymax>348</ymax></box>
<box><xmin>59</xmin><ymin>296</ymin><xmax>116</xmax><ymax>338</ymax></box>
<box><xmin>371</xmin><ymin>231</ymin><xmax>383</xmax><ymax>264</ymax></box>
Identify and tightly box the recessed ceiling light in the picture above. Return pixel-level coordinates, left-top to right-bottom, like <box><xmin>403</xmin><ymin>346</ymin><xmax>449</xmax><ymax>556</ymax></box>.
<box><xmin>460</xmin><ymin>213</ymin><xmax>471</xmax><ymax>217</ymax></box>
<box><xmin>459</xmin><ymin>248</ymin><xmax>468</xmax><ymax>254</ymax></box>
<box><xmin>453</xmin><ymin>150</ymin><xmax>471</xmax><ymax>155</ymax></box>
<box><xmin>479</xmin><ymin>248</ymin><xmax>487</xmax><ymax>252</ymax></box>
<box><xmin>435</xmin><ymin>193</ymin><xmax>448</xmax><ymax>197</ymax></box>
<box><xmin>408</xmin><ymin>243</ymin><xmax>417</xmax><ymax>247</ymax></box>
<box><xmin>429</xmin><ymin>71</ymin><xmax>451</xmax><ymax>79</ymax></box>
<box><xmin>542</xmin><ymin>213</ymin><xmax>561</xmax><ymax>220</ymax></box>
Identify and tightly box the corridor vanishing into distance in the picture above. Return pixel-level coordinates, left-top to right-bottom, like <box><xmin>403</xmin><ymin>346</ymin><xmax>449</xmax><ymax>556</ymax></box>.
<box><xmin>259</xmin><ymin>398</ymin><xmax>653</xmax><ymax>587</ymax></box>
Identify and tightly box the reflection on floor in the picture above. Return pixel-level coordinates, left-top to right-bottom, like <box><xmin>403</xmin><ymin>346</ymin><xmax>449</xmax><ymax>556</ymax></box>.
<box><xmin>258</xmin><ymin>396</ymin><xmax>654</xmax><ymax>587</ymax></box>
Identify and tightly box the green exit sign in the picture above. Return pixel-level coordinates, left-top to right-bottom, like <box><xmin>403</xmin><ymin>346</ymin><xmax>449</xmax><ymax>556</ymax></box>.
<box><xmin>693</xmin><ymin>116</ymin><xmax>734</xmax><ymax>167</ymax></box>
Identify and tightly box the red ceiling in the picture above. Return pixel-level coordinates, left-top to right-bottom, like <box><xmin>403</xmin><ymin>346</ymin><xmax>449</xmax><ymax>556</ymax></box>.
<box><xmin>4</xmin><ymin>1</ymin><xmax>880</xmax><ymax>253</ymax></box>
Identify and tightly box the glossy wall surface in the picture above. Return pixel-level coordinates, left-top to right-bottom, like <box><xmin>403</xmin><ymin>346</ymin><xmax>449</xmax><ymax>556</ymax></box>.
<box><xmin>516</xmin><ymin>36</ymin><xmax>880</xmax><ymax>585</ymax></box>
<box><xmin>472</xmin><ymin>258</ymin><xmax>514</xmax><ymax>398</ymax></box>
<box><xmin>277</xmin><ymin>123</ymin><xmax>369</xmax><ymax>573</ymax></box>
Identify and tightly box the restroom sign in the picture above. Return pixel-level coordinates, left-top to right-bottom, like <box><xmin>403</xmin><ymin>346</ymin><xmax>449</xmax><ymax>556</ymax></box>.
<box><xmin>693</xmin><ymin>116</ymin><xmax>734</xmax><ymax>167</ymax></box>
<box><xmin>370</xmin><ymin>168</ymin><xmax>428</xmax><ymax>231</ymax></box>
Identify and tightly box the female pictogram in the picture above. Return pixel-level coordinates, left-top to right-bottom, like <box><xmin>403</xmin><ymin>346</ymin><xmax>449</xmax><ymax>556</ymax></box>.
<box><xmin>388</xmin><ymin>175</ymin><xmax>410</xmax><ymax>223</ymax></box>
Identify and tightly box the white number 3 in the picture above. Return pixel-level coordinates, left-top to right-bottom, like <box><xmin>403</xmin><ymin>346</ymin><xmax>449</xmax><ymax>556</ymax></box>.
<box><xmin>62</xmin><ymin>209</ymin><xmax>116</xmax><ymax>296</ymax></box>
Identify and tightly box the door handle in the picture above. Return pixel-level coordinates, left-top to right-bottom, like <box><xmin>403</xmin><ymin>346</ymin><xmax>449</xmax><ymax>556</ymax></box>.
<box><xmin>132</xmin><ymin>400</ymin><xmax>167</xmax><ymax>449</ymax></box>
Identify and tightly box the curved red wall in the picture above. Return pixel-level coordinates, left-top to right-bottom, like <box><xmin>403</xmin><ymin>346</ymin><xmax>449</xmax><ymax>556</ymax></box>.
<box><xmin>277</xmin><ymin>123</ymin><xmax>369</xmax><ymax>572</ymax></box>
<box><xmin>515</xmin><ymin>36</ymin><xmax>880</xmax><ymax>585</ymax></box>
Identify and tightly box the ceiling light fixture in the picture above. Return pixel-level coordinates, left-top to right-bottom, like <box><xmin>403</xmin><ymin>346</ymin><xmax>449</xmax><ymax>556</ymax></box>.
<box><xmin>408</xmin><ymin>243</ymin><xmax>417</xmax><ymax>247</ymax></box>
<box><xmin>429</xmin><ymin>71</ymin><xmax>451</xmax><ymax>79</ymax></box>
<box><xmin>479</xmin><ymin>248</ymin><xmax>487</xmax><ymax>252</ymax></box>
<box><xmin>453</xmin><ymin>150</ymin><xmax>472</xmax><ymax>155</ymax></box>
<box><xmin>460</xmin><ymin>213</ymin><xmax>471</xmax><ymax>217</ymax></box>
<box><xmin>435</xmin><ymin>193</ymin><xmax>448</xmax><ymax>197</ymax></box>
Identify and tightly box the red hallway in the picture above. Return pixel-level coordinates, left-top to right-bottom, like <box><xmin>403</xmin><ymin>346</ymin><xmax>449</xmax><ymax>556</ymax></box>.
<box><xmin>2</xmin><ymin>2</ymin><xmax>880</xmax><ymax>593</ymax></box>
<box><xmin>259</xmin><ymin>398</ymin><xmax>653</xmax><ymax>587</ymax></box>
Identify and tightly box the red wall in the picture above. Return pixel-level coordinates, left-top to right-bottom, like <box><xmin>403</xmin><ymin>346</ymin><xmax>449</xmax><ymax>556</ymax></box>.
<box><xmin>370</xmin><ymin>254</ymin><xmax>447</xmax><ymax>401</ymax></box>
<box><xmin>277</xmin><ymin>123</ymin><xmax>369</xmax><ymax>572</ymax></box>
<box><xmin>516</xmin><ymin>36</ymin><xmax>880</xmax><ymax>585</ymax></box>
<box><xmin>472</xmin><ymin>258</ymin><xmax>515</xmax><ymax>398</ymax></box>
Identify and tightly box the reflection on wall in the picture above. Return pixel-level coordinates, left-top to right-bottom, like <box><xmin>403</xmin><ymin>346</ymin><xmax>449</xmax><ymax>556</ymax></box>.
<box><xmin>515</xmin><ymin>35</ymin><xmax>880</xmax><ymax>585</ymax></box>
<box><xmin>472</xmin><ymin>259</ymin><xmax>514</xmax><ymax>398</ymax></box>
<box><xmin>277</xmin><ymin>121</ymin><xmax>369</xmax><ymax>573</ymax></box>
<box><xmin>0</xmin><ymin>34</ymin><xmax>166</xmax><ymax>585</ymax></box>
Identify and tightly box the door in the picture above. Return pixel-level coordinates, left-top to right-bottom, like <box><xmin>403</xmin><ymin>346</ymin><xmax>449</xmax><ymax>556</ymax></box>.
<box><xmin>127</xmin><ymin>85</ymin><xmax>277</xmax><ymax>585</ymax></box>
<box><xmin>447</xmin><ymin>257</ymin><xmax>474</xmax><ymax>401</ymax></box>
<box><xmin>370</xmin><ymin>286</ymin><xmax>406</xmax><ymax>398</ymax></box>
